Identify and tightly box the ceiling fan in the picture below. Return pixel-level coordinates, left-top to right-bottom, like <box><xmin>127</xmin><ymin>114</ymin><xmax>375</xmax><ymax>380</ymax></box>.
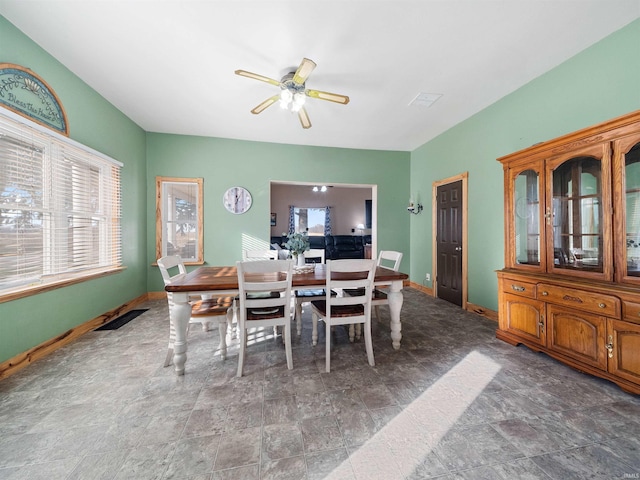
<box><xmin>235</xmin><ymin>58</ymin><xmax>349</xmax><ymax>129</ymax></box>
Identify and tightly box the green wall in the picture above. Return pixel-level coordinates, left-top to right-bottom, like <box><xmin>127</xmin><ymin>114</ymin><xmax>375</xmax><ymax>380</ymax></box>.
<box><xmin>409</xmin><ymin>18</ymin><xmax>640</xmax><ymax>311</ymax></box>
<box><xmin>145</xmin><ymin>134</ymin><xmax>410</xmax><ymax>292</ymax></box>
<box><xmin>0</xmin><ymin>16</ymin><xmax>148</xmax><ymax>362</ymax></box>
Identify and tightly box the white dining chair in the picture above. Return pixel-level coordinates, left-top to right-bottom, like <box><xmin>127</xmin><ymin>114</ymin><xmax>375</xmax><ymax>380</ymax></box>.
<box><xmin>304</xmin><ymin>248</ymin><xmax>325</xmax><ymax>264</ymax></box>
<box><xmin>236</xmin><ymin>259</ymin><xmax>294</xmax><ymax>377</ymax></box>
<box><xmin>348</xmin><ymin>250</ymin><xmax>403</xmax><ymax>341</ymax></box>
<box><xmin>293</xmin><ymin>247</ymin><xmax>330</xmax><ymax>335</ymax></box>
<box><xmin>158</xmin><ymin>255</ymin><xmax>234</xmax><ymax>366</ymax></box>
<box><xmin>310</xmin><ymin>259</ymin><xmax>376</xmax><ymax>373</ymax></box>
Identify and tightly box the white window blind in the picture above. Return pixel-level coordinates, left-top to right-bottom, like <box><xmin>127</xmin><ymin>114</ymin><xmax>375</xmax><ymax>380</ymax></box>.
<box><xmin>0</xmin><ymin>111</ymin><xmax>122</xmax><ymax>296</ymax></box>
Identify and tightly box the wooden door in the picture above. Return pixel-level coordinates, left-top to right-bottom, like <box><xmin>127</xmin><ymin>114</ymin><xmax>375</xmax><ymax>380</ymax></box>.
<box><xmin>436</xmin><ymin>180</ymin><xmax>463</xmax><ymax>306</ymax></box>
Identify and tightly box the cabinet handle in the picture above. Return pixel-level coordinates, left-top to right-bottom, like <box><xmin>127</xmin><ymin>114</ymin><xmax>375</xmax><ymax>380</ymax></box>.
<box><xmin>598</xmin><ymin>303</ymin><xmax>606</xmax><ymax>309</ymax></box>
<box><xmin>606</xmin><ymin>334</ymin><xmax>614</xmax><ymax>359</ymax></box>
<box><xmin>541</xmin><ymin>291</ymin><xmax>548</xmax><ymax>296</ymax></box>
<box><xmin>538</xmin><ymin>318</ymin><xmax>545</xmax><ymax>333</ymax></box>
<box><xmin>545</xmin><ymin>207</ymin><xmax>552</xmax><ymax>225</ymax></box>
<box><xmin>511</xmin><ymin>285</ymin><xmax>525</xmax><ymax>292</ymax></box>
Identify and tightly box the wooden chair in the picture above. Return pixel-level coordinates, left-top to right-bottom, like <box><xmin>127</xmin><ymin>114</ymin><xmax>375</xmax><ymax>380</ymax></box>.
<box><xmin>310</xmin><ymin>259</ymin><xmax>376</xmax><ymax>372</ymax></box>
<box><xmin>349</xmin><ymin>250</ymin><xmax>403</xmax><ymax>341</ymax></box>
<box><xmin>158</xmin><ymin>255</ymin><xmax>234</xmax><ymax>366</ymax></box>
<box><xmin>236</xmin><ymin>259</ymin><xmax>294</xmax><ymax>377</ymax></box>
<box><xmin>243</xmin><ymin>250</ymin><xmax>278</xmax><ymax>261</ymax></box>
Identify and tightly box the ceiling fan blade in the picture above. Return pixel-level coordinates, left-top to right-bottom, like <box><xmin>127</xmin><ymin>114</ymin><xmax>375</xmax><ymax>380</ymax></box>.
<box><xmin>251</xmin><ymin>95</ymin><xmax>280</xmax><ymax>114</ymax></box>
<box><xmin>306</xmin><ymin>89</ymin><xmax>350</xmax><ymax>105</ymax></box>
<box><xmin>292</xmin><ymin>58</ymin><xmax>317</xmax><ymax>85</ymax></box>
<box><xmin>298</xmin><ymin>107</ymin><xmax>311</xmax><ymax>129</ymax></box>
<box><xmin>235</xmin><ymin>69</ymin><xmax>281</xmax><ymax>87</ymax></box>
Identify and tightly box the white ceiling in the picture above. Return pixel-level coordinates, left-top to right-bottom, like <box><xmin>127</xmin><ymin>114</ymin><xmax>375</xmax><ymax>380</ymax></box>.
<box><xmin>1</xmin><ymin>0</ymin><xmax>639</xmax><ymax>152</ymax></box>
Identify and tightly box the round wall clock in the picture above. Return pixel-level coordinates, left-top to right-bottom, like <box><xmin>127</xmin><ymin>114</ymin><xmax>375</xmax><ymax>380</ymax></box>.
<box><xmin>223</xmin><ymin>186</ymin><xmax>252</xmax><ymax>214</ymax></box>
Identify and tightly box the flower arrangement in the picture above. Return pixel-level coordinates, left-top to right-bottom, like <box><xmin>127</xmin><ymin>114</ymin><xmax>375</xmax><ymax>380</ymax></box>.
<box><xmin>284</xmin><ymin>232</ymin><xmax>310</xmax><ymax>256</ymax></box>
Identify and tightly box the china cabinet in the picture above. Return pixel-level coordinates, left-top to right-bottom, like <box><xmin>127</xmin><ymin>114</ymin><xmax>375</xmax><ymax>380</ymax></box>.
<box><xmin>497</xmin><ymin>110</ymin><xmax>640</xmax><ymax>394</ymax></box>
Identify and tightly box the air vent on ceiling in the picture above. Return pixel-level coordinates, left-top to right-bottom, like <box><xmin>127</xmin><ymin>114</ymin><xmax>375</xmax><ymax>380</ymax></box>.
<box><xmin>409</xmin><ymin>92</ymin><xmax>442</xmax><ymax>108</ymax></box>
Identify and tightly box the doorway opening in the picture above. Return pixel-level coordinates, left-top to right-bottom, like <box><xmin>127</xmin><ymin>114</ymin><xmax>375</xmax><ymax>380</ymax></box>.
<box><xmin>270</xmin><ymin>181</ymin><xmax>377</xmax><ymax>256</ymax></box>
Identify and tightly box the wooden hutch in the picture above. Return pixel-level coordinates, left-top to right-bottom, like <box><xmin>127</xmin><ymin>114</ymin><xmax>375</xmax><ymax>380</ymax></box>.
<box><xmin>496</xmin><ymin>110</ymin><xmax>640</xmax><ymax>395</ymax></box>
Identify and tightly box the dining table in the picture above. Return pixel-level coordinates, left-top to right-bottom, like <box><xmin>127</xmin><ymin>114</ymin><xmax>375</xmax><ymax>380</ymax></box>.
<box><xmin>164</xmin><ymin>263</ymin><xmax>409</xmax><ymax>375</ymax></box>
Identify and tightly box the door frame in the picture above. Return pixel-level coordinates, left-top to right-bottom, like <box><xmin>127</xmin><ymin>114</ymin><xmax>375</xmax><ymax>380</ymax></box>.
<box><xmin>432</xmin><ymin>172</ymin><xmax>468</xmax><ymax>309</ymax></box>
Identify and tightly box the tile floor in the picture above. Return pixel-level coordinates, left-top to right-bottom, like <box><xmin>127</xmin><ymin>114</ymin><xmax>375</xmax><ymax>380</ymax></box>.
<box><xmin>1</xmin><ymin>289</ymin><xmax>640</xmax><ymax>479</ymax></box>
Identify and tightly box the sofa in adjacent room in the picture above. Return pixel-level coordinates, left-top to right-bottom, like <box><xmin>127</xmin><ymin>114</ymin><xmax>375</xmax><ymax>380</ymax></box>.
<box><xmin>271</xmin><ymin>234</ymin><xmax>367</xmax><ymax>260</ymax></box>
<box><xmin>325</xmin><ymin>235</ymin><xmax>365</xmax><ymax>260</ymax></box>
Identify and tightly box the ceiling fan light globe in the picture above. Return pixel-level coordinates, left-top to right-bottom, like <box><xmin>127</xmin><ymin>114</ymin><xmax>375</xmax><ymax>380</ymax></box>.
<box><xmin>280</xmin><ymin>89</ymin><xmax>293</xmax><ymax>102</ymax></box>
<box><xmin>293</xmin><ymin>92</ymin><xmax>306</xmax><ymax>106</ymax></box>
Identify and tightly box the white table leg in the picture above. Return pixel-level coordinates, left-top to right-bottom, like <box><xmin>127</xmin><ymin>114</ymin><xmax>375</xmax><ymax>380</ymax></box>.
<box><xmin>387</xmin><ymin>281</ymin><xmax>404</xmax><ymax>350</ymax></box>
<box><xmin>170</xmin><ymin>292</ymin><xmax>191</xmax><ymax>375</ymax></box>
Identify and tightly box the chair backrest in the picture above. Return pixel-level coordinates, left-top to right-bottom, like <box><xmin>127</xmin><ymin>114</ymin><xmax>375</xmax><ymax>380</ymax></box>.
<box><xmin>157</xmin><ymin>255</ymin><xmax>187</xmax><ymax>286</ymax></box>
<box><xmin>325</xmin><ymin>259</ymin><xmax>376</xmax><ymax>317</ymax></box>
<box><xmin>243</xmin><ymin>249</ymin><xmax>278</xmax><ymax>261</ymax></box>
<box><xmin>306</xmin><ymin>248</ymin><xmax>325</xmax><ymax>264</ymax></box>
<box><xmin>236</xmin><ymin>259</ymin><xmax>294</xmax><ymax>318</ymax></box>
<box><xmin>376</xmin><ymin>250</ymin><xmax>403</xmax><ymax>271</ymax></box>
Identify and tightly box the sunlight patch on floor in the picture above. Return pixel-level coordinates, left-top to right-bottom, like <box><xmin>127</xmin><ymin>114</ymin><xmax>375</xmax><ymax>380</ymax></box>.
<box><xmin>327</xmin><ymin>350</ymin><xmax>502</xmax><ymax>480</ymax></box>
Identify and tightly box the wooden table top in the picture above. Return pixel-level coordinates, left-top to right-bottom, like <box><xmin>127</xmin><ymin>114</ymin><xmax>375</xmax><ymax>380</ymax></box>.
<box><xmin>165</xmin><ymin>264</ymin><xmax>409</xmax><ymax>293</ymax></box>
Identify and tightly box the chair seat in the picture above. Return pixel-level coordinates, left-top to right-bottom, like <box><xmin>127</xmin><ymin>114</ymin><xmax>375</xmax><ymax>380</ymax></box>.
<box><xmin>310</xmin><ymin>300</ymin><xmax>365</xmax><ymax>317</ymax></box>
<box><xmin>344</xmin><ymin>288</ymin><xmax>387</xmax><ymax>300</ymax></box>
<box><xmin>295</xmin><ymin>289</ymin><xmax>337</xmax><ymax>298</ymax></box>
<box><xmin>247</xmin><ymin>306</ymin><xmax>287</xmax><ymax>320</ymax></box>
<box><xmin>236</xmin><ymin>291</ymin><xmax>280</xmax><ymax>300</ymax></box>
<box><xmin>191</xmin><ymin>297</ymin><xmax>234</xmax><ymax>316</ymax></box>
<box><xmin>293</xmin><ymin>289</ymin><xmax>337</xmax><ymax>337</ymax></box>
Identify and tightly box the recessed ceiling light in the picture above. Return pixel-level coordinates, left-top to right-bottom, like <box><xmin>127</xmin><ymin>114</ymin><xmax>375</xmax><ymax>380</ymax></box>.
<box><xmin>409</xmin><ymin>92</ymin><xmax>442</xmax><ymax>108</ymax></box>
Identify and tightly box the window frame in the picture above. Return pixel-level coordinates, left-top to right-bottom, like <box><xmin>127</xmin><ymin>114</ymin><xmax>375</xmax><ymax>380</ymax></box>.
<box><xmin>0</xmin><ymin>109</ymin><xmax>123</xmax><ymax>303</ymax></box>
<box><xmin>293</xmin><ymin>206</ymin><xmax>327</xmax><ymax>235</ymax></box>
<box><xmin>155</xmin><ymin>176</ymin><xmax>204</xmax><ymax>265</ymax></box>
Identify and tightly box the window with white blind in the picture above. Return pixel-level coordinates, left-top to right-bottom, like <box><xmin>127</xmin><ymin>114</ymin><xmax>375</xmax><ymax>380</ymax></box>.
<box><xmin>0</xmin><ymin>110</ymin><xmax>122</xmax><ymax>300</ymax></box>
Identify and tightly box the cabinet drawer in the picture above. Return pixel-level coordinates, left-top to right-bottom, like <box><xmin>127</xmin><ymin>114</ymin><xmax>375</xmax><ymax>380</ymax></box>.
<box><xmin>622</xmin><ymin>301</ymin><xmax>640</xmax><ymax>325</ymax></box>
<box><xmin>502</xmin><ymin>279</ymin><xmax>537</xmax><ymax>299</ymax></box>
<box><xmin>537</xmin><ymin>283</ymin><xmax>620</xmax><ymax>318</ymax></box>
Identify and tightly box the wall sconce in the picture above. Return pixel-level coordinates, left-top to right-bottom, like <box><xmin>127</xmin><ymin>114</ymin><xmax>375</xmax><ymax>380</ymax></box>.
<box><xmin>407</xmin><ymin>196</ymin><xmax>423</xmax><ymax>215</ymax></box>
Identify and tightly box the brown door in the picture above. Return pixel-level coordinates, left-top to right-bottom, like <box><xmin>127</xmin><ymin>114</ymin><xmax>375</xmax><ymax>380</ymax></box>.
<box><xmin>436</xmin><ymin>180</ymin><xmax>463</xmax><ymax>306</ymax></box>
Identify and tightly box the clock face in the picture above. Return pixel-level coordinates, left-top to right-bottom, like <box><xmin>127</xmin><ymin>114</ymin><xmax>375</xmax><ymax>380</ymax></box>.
<box><xmin>223</xmin><ymin>186</ymin><xmax>252</xmax><ymax>214</ymax></box>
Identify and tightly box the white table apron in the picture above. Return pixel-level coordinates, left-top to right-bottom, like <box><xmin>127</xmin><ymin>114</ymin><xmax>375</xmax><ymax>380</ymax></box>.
<box><xmin>168</xmin><ymin>281</ymin><xmax>404</xmax><ymax>376</ymax></box>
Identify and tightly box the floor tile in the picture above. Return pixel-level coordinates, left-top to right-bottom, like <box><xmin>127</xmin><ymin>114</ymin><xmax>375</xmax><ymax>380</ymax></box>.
<box><xmin>2</xmin><ymin>291</ymin><xmax>640</xmax><ymax>479</ymax></box>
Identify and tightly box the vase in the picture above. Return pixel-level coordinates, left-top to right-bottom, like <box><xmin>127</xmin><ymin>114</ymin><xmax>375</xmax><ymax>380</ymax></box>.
<box><xmin>296</xmin><ymin>253</ymin><xmax>305</xmax><ymax>267</ymax></box>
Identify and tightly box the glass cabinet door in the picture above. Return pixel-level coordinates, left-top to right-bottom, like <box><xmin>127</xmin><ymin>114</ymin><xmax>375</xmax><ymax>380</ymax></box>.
<box><xmin>547</xmin><ymin>146</ymin><xmax>612</xmax><ymax>279</ymax></box>
<box><xmin>513</xmin><ymin>169</ymin><xmax>541</xmax><ymax>267</ymax></box>
<box><xmin>620</xmin><ymin>137</ymin><xmax>640</xmax><ymax>280</ymax></box>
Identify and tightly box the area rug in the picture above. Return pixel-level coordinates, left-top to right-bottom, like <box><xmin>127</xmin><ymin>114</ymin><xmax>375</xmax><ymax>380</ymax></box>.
<box><xmin>95</xmin><ymin>309</ymin><xmax>148</xmax><ymax>330</ymax></box>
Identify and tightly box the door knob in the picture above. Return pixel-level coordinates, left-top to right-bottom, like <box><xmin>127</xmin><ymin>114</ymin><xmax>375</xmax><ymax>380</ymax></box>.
<box><xmin>455</xmin><ymin>246</ymin><xmax>462</xmax><ymax>252</ymax></box>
